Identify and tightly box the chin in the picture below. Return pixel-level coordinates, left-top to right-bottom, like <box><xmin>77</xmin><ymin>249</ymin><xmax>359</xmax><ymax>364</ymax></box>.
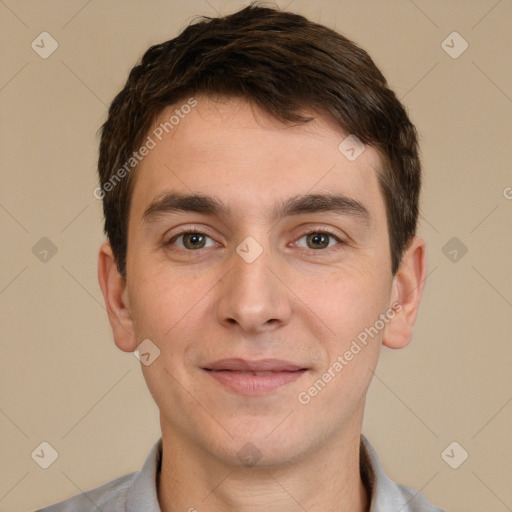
<box><xmin>206</xmin><ymin>420</ymin><xmax>309</xmax><ymax>468</ymax></box>
<box><xmin>212</xmin><ymin>435</ymin><xmax>305</xmax><ymax>469</ymax></box>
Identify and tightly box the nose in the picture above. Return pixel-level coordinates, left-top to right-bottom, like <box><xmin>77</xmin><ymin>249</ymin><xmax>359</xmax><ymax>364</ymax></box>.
<box><xmin>214</xmin><ymin>236</ymin><xmax>292</xmax><ymax>334</ymax></box>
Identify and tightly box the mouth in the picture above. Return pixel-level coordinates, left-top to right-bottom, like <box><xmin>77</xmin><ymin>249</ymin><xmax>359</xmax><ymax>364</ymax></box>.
<box><xmin>201</xmin><ymin>358</ymin><xmax>309</xmax><ymax>395</ymax></box>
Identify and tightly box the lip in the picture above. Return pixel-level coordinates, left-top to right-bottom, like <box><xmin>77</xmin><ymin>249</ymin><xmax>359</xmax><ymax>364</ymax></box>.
<box><xmin>204</xmin><ymin>358</ymin><xmax>306</xmax><ymax>372</ymax></box>
<box><xmin>202</xmin><ymin>358</ymin><xmax>308</xmax><ymax>395</ymax></box>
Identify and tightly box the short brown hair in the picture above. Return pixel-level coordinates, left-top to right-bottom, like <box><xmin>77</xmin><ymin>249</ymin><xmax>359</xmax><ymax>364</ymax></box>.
<box><xmin>98</xmin><ymin>2</ymin><xmax>421</xmax><ymax>279</ymax></box>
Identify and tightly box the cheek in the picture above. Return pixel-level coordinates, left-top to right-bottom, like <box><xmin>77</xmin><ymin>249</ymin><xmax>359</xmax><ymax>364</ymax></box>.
<box><xmin>302</xmin><ymin>264</ymin><xmax>385</xmax><ymax>336</ymax></box>
<box><xmin>302</xmin><ymin>266</ymin><xmax>388</xmax><ymax>397</ymax></box>
<box><xmin>128</xmin><ymin>267</ymin><xmax>214</xmax><ymax>375</ymax></box>
<box><xmin>299</xmin><ymin>275</ymin><xmax>384</xmax><ymax>410</ymax></box>
<box><xmin>129</xmin><ymin>265</ymin><xmax>193</xmax><ymax>333</ymax></box>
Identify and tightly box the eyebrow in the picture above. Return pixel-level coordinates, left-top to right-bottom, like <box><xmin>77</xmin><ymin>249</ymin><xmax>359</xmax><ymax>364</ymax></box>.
<box><xmin>142</xmin><ymin>191</ymin><xmax>372</xmax><ymax>228</ymax></box>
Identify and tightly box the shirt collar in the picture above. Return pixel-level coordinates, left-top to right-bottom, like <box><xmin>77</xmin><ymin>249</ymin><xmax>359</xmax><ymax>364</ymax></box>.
<box><xmin>126</xmin><ymin>437</ymin><xmax>163</xmax><ymax>511</ymax></box>
<box><xmin>360</xmin><ymin>433</ymin><xmax>428</xmax><ymax>511</ymax></box>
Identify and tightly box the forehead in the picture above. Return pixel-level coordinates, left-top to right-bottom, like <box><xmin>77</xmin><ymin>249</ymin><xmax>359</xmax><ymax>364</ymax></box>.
<box><xmin>129</xmin><ymin>95</ymin><xmax>386</xmax><ymax>229</ymax></box>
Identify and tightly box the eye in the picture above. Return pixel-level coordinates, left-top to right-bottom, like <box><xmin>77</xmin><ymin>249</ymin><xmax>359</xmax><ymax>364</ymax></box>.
<box><xmin>294</xmin><ymin>230</ymin><xmax>344</xmax><ymax>251</ymax></box>
<box><xmin>166</xmin><ymin>230</ymin><xmax>217</xmax><ymax>250</ymax></box>
<box><xmin>164</xmin><ymin>227</ymin><xmax>345</xmax><ymax>253</ymax></box>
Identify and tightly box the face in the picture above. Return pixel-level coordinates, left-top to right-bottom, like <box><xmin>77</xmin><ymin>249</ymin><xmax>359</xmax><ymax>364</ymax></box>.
<box><xmin>103</xmin><ymin>95</ymin><xmax>420</xmax><ymax>468</ymax></box>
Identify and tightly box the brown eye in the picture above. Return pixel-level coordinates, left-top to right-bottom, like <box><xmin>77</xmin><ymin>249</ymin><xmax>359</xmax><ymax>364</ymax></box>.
<box><xmin>167</xmin><ymin>231</ymin><xmax>215</xmax><ymax>250</ymax></box>
<box><xmin>182</xmin><ymin>233</ymin><xmax>207</xmax><ymax>249</ymax></box>
<box><xmin>296</xmin><ymin>231</ymin><xmax>342</xmax><ymax>251</ymax></box>
<box><xmin>306</xmin><ymin>233</ymin><xmax>330</xmax><ymax>249</ymax></box>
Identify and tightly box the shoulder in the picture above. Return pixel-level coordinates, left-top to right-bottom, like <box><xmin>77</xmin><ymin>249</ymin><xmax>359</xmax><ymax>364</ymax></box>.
<box><xmin>35</xmin><ymin>471</ymin><xmax>137</xmax><ymax>512</ymax></box>
<box><xmin>394</xmin><ymin>481</ymin><xmax>446</xmax><ymax>512</ymax></box>
<box><xmin>36</xmin><ymin>437</ymin><xmax>163</xmax><ymax>512</ymax></box>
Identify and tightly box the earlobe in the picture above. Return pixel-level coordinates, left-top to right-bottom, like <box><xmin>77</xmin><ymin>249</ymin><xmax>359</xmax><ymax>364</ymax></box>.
<box><xmin>382</xmin><ymin>236</ymin><xmax>427</xmax><ymax>350</ymax></box>
<box><xmin>97</xmin><ymin>242</ymin><xmax>137</xmax><ymax>352</ymax></box>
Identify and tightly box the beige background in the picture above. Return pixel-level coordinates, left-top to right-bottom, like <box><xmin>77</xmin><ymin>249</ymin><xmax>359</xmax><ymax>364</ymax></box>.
<box><xmin>1</xmin><ymin>0</ymin><xmax>511</xmax><ymax>510</ymax></box>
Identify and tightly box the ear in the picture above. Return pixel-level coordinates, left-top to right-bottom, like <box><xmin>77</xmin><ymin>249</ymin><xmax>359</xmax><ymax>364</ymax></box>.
<box><xmin>382</xmin><ymin>235</ymin><xmax>427</xmax><ymax>349</ymax></box>
<box><xmin>97</xmin><ymin>241</ymin><xmax>137</xmax><ymax>352</ymax></box>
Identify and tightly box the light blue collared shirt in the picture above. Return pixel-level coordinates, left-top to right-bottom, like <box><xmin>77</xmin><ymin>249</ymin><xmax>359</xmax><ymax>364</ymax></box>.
<box><xmin>36</xmin><ymin>434</ymin><xmax>445</xmax><ymax>511</ymax></box>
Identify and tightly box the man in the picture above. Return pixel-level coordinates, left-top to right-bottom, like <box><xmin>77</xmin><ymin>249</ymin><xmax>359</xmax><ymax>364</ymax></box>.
<box><xmin>38</xmin><ymin>3</ymin><xmax>444</xmax><ymax>511</ymax></box>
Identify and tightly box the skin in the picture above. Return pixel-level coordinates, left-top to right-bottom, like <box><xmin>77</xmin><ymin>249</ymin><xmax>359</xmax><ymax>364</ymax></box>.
<box><xmin>98</xmin><ymin>94</ymin><xmax>426</xmax><ymax>512</ymax></box>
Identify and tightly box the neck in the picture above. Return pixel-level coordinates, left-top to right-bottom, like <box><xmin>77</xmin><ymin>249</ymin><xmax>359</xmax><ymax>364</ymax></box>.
<box><xmin>157</xmin><ymin>421</ymin><xmax>370</xmax><ymax>512</ymax></box>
